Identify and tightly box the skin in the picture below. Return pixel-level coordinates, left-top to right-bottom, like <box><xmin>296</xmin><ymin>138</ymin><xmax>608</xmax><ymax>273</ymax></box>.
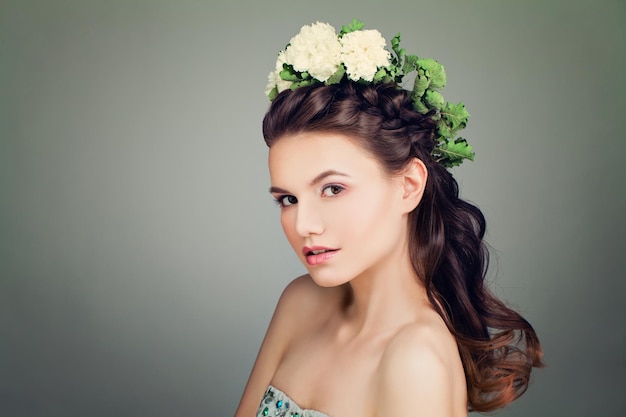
<box><xmin>234</xmin><ymin>132</ymin><xmax>467</xmax><ymax>417</ymax></box>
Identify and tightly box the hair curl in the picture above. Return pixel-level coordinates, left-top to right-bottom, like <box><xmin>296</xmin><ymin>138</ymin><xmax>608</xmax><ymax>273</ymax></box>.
<box><xmin>262</xmin><ymin>80</ymin><xmax>543</xmax><ymax>412</ymax></box>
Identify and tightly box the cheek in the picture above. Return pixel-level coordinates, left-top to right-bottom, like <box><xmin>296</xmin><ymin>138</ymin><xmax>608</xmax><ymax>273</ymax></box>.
<box><xmin>280</xmin><ymin>211</ymin><xmax>299</xmax><ymax>246</ymax></box>
<box><xmin>332</xmin><ymin>205</ymin><xmax>366</xmax><ymax>238</ymax></box>
<box><xmin>349</xmin><ymin>188</ymin><xmax>383</xmax><ymax>218</ymax></box>
<box><xmin>340</xmin><ymin>189</ymin><xmax>401</xmax><ymax>240</ymax></box>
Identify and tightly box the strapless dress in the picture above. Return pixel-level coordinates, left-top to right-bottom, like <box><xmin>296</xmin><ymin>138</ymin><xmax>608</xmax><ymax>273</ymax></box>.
<box><xmin>256</xmin><ymin>385</ymin><xmax>331</xmax><ymax>417</ymax></box>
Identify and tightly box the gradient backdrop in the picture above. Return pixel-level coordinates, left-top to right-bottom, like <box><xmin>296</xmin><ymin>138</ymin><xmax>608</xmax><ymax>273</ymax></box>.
<box><xmin>1</xmin><ymin>1</ymin><xmax>625</xmax><ymax>416</ymax></box>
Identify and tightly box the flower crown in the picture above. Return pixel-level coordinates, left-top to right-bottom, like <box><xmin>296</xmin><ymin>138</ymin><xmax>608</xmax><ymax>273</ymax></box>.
<box><xmin>265</xmin><ymin>20</ymin><xmax>474</xmax><ymax>168</ymax></box>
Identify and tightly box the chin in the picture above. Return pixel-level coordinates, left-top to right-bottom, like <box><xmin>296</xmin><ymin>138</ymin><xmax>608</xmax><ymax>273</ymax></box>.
<box><xmin>306</xmin><ymin>268</ymin><xmax>351</xmax><ymax>288</ymax></box>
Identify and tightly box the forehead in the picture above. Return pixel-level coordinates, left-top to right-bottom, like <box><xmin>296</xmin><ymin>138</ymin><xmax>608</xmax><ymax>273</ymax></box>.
<box><xmin>268</xmin><ymin>132</ymin><xmax>383</xmax><ymax>184</ymax></box>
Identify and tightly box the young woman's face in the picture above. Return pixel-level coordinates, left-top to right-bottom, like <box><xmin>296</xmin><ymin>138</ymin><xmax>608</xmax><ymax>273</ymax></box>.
<box><xmin>268</xmin><ymin>132</ymin><xmax>412</xmax><ymax>287</ymax></box>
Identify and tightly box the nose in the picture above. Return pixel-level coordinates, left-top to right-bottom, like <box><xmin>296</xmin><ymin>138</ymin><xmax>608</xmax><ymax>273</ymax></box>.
<box><xmin>294</xmin><ymin>200</ymin><xmax>324</xmax><ymax>237</ymax></box>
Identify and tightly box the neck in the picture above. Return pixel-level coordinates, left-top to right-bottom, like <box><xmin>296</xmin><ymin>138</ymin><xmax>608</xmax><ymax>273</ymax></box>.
<box><xmin>338</xmin><ymin>245</ymin><xmax>430</xmax><ymax>339</ymax></box>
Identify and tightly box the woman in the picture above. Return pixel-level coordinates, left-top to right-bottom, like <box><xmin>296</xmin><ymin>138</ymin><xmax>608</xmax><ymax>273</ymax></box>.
<box><xmin>235</xmin><ymin>21</ymin><xmax>543</xmax><ymax>417</ymax></box>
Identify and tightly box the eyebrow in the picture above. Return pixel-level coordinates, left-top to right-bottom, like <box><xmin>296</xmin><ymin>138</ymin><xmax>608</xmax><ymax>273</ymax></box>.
<box><xmin>269</xmin><ymin>169</ymin><xmax>350</xmax><ymax>194</ymax></box>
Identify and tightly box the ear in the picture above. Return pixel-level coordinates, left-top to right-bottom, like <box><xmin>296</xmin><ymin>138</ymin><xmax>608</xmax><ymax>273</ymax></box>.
<box><xmin>399</xmin><ymin>157</ymin><xmax>428</xmax><ymax>213</ymax></box>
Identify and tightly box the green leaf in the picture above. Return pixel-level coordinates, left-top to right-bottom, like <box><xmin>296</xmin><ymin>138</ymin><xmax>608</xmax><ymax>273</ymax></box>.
<box><xmin>412</xmin><ymin>98</ymin><xmax>429</xmax><ymax>114</ymax></box>
<box><xmin>411</xmin><ymin>72</ymin><xmax>430</xmax><ymax>100</ymax></box>
<box><xmin>280</xmin><ymin>70</ymin><xmax>299</xmax><ymax>82</ymax></box>
<box><xmin>417</xmin><ymin>58</ymin><xmax>446</xmax><ymax>89</ymax></box>
<box><xmin>436</xmin><ymin>138</ymin><xmax>475</xmax><ymax>167</ymax></box>
<box><xmin>437</xmin><ymin>118</ymin><xmax>452</xmax><ymax>138</ymax></box>
<box><xmin>424</xmin><ymin>90</ymin><xmax>444</xmax><ymax>110</ymax></box>
<box><xmin>291</xmin><ymin>79</ymin><xmax>316</xmax><ymax>89</ymax></box>
<box><xmin>403</xmin><ymin>54</ymin><xmax>419</xmax><ymax>74</ymax></box>
<box><xmin>326</xmin><ymin>64</ymin><xmax>346</xmax><ymax>85</ymax></box>
<box><xmin>373</xmin><ymin>67</ymin><xmax>389</xmax><ymax>83</ymax></box>
<box><xmin>268</xmin><ymin>86</ymin><xmax>278</xmax><ymax>101</ymax></box>
<box><xmin>440</xmin><ymin>102</ymin><xmax>470</xmax><ymax>135</ymax></box>
<box><xmin>386</xmin><ymin>64</ymin><xmax>398</xmax><ymax>79</ymax></box>
<box><xmin>340</xmin><ymin>19</ymin><xmax>364</xmax><ymax>36</ymax></box>
<box><xmin>280</xmin><ymin>65</ymin><xmax>300</xmax><ymax>82</ymax></box>
<box><xmin>391</xmin><ymin>33</ymin><xmax>404</xmax><ymax>63</ymax></box>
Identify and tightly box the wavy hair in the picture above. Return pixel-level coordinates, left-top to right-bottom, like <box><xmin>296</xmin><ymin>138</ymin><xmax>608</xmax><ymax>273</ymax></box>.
<box><xmin>262</xmin><ymin>80</ymin><xmax>543</xmax><ymax>412</ymax></box>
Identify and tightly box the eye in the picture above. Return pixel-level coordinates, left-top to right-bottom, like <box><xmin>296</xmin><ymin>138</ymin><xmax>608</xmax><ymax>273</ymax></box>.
<box><xmin>322</xmin><ymin>184</ymin><xmax>344</xmax><ymax>197</ymax></box>
<box><xmin>275</xmin><ymin>195</ymin><xmax>298</xmax><ymax>207</ymax></box>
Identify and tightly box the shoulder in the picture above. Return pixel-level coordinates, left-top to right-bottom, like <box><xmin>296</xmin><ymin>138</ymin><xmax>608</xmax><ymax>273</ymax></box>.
<box><xmin>375</xmin><ymin>311</ymin><xmax>467</xmax><ymax>416</ymax></box>
<box><xmin>260</xmin><ymin>274</ymin><xmax>330</xmax><ymax>354</ymax></box>
<box><xmin>273</xmin><ymin>274</ymin><xmax>334</xmax><ymax>325</ymax></box>
<box><xmin>234</xmin><ymin>274</ymin><xmax>338</xmax><ymax>417</ymax></box>
<box><xmin>275</xmin><ymin>274</ymin><xmax>345</xmax><ymax>326</ymax></box>
<box><xmin>277</xmin><ymin>273</ymin><xmax>326</xmax><ymax>309</ymax></box>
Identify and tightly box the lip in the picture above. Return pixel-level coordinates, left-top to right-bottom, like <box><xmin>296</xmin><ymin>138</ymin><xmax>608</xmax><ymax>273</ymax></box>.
<box><xmin>302</xmin><ymin>246</ymin><xmax>339</xmax><ymax>266</ymax></box>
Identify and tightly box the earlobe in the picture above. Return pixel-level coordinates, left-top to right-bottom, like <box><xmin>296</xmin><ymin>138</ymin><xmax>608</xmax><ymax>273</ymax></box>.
<box><xmin>401</xmin><ymin>158</ymin><xmax>428</xmax><ymax>212</ymax></box>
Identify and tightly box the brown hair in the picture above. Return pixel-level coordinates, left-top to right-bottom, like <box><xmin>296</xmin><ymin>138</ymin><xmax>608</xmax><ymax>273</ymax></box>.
<box><xmin>262</xmin><ymin>80</ymin><xmax>544</xmax><ymax>412</ymax></box>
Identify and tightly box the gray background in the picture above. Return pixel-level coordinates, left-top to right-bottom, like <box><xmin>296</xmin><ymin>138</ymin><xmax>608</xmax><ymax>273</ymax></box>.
<box><xmin>1</xmin><ymin>0</ymin><xmax>624</xmax><ymax>416</ymax></box>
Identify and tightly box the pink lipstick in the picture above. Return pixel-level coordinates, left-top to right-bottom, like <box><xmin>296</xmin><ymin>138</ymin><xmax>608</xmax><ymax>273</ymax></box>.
<box><xmin>302</xmin><ymin>246</ymin><xmax>338</xmax><ymax>266</ymax></box>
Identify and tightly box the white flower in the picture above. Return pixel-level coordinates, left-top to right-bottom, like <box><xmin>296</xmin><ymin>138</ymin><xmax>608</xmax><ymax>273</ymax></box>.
<box><xmin>340</xmin><ymin>29</ymin><xmax>391</xmax><ymax>81</ymax></box>
<box><xmin>265</xmin><ymin>50</ymin><xmax>292</xmax><ymax>96</ymax></box>
<box><xmin>284</xmin><ymin>22</ymin><xmax>341</xmax><ymax>82</ymax></box>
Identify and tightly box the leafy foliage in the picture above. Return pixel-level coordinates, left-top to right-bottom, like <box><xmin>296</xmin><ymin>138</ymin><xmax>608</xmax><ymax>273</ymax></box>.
<box><xmin>340</xmin><ymin>19</ymin><xmax>365</xmax><ymax>36</ymax></box>
<box><xmin>380</xmin><ymin>30</ymin><xmax>474</xmax><ymax>168</ymax></box>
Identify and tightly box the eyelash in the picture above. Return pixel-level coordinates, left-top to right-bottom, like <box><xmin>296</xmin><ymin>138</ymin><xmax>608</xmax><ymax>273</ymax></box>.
<box><xmin>274</xmin><ymin>195</ymin><xmax>298</xmax><ymax>207</ymax></box>
<box><xmin>321</xmin><ymin>184</ymin><xmax>344</xmax><ymax>197</ymax></box>
<box><xmin>273</xmin><ymin>184</ymin><xmax>345</xmax><ymax>208</ymax></box>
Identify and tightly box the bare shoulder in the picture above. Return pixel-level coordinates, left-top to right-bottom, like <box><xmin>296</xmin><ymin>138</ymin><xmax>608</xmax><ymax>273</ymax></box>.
<box><xmin>375</xmin><ymin>310</ymin><xmax>467</xmax><ymax>417</ymax></box>
<box><xmin>278</xmin><ymin>274</ymin><xmax>329</xmax><ymax>311</ymax></box>
<box><xmin>234</xmin><ymin>274</ymin><xmax>336</xmax><ymax>417</ymax></box>
<box><xmin>270</xmin><ymin>274</ymin><xmax>332</xmax><ymax>323</ymax></box>
<box><xmin>259</xmin><ymin>274</ymin><xmax>332</xmax><ymax>335</ymax></box>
